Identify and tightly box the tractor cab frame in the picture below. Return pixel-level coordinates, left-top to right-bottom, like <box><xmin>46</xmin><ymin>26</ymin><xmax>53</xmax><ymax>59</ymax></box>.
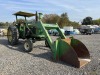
<box><xmin>13</xmin><ymin>11</ymin><xmax>44</xmax><ymax>39</ymax></box>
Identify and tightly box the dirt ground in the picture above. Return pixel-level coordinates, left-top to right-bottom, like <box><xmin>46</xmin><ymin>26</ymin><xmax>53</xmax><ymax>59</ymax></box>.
<box><xmin>0</xmin><ymin>34</ymin><xmax>100</xmax><ymax>75</ymax></box>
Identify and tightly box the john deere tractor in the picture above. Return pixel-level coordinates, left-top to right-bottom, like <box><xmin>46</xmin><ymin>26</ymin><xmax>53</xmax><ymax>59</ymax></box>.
<box><xmin>7</xmin><ymin>11</ymin><xmax>91</xmax><ymax>68</ymax></box>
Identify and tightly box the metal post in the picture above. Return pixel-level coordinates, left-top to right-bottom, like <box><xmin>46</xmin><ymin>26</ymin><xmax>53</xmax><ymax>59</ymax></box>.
<box><xmin>36</xmin><ymin>11</ymin><xmax>38</xmax><ymax>22</ymax></box>
<box><xmin>16</xmin><ymin>15</ymin><xmax>17</xmax><ymax>22</ymax></box>
<box><xmin>25</xmin><ymin>16</ymin><xmax>26</xmax><ymax>21</ymax></box>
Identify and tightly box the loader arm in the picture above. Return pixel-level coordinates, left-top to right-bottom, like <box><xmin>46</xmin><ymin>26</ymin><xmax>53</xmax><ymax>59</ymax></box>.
<box><xmin>37</xmin><ymin>21</ymin><xmax>65</xmax><ymax>50</ymax></box>
<box><xmin>37</xmin><ymin>20</ymin><xmax>91</xmax><ymax>68</ymax></box>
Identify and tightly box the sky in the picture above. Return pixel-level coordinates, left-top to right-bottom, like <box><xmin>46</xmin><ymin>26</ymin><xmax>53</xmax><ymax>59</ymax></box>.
<box><xmin>0</xmin><ymin>0</ymin><xmax>100</xmax><ymax>22</ymax></box>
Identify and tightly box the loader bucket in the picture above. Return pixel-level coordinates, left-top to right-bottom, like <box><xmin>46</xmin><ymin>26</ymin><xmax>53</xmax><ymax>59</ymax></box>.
<box><xmin>52</xmin><ymin>38</ymin><xmax>91</xmax><ymax>68</ymax></box>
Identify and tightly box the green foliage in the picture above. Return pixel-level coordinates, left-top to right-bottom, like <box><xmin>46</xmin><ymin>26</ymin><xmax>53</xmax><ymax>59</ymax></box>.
<box><xmin>69</xmin><ymin>21</ymin><xmax>80</xmax><ymax>28</ymax></box>
<box><xmin>42</xmin><ymin>12</ymin><xmax>80</xmax><ymax>28</ymax></box>
<box><xmin>0</xmin><ymin>22</ymin><xmax>10</xmax><ymax>28</ymax></box>
<box><xmin>82</xmin><ymin>17</ymin><xmax>93</xmax><ymax>25</ymax></box>
<box><xmin>93</xmin><ymin>18</ymin><xmax>100</xmax><ymax>25</ymax></box>
<box><xmin>42</xmin><ymin>14</ymin><xmax>60</xmax><ymax>24</ymax></box>
<box><xmin>58</xmin><ymin>13</ymin><xmax>69</xmax><ymax>28</ymax></box>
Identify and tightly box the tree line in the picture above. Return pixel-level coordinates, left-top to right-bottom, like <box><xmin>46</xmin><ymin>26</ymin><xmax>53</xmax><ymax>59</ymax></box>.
<box><xmin>0</xmin><ymin>12</ymin><xmax>100</xmax><ymax>28</ymax></box>
<box><xmin>82</xmin><ymin>16</ymin><xmax>100</xmax><ymax>25</ymax></box>
<box><xmin>42</xmin><ymin>13</ymin><xmax>80</xmax><ymax>28</ymax></box>
<box><xmin>0</xmin><ymin>22</ymin><xmax>10</xmax><ymax>28</ymax></box>
<box><xmin>0</xmin><ymin>12</ymin><xmax>80</xmax><ymax>28</ymax></box>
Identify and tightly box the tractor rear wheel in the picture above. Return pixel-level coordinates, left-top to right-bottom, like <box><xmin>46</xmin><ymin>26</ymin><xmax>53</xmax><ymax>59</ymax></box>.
<box><xmin>7</xmin><ymin>26</ymin><xmax>19</xmax><ymax>45</ymax></box>
<box><xmin>24</xmin><ymin>39</ymin><xmax>33</xmax><ymax>52</ymax></box>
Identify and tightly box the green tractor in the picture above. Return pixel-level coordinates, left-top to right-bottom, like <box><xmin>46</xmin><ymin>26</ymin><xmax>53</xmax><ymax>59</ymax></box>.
<box><xmin>7</xmin><ymin>11</ymin><xmax>91</xmax><ymax>68</ymax></box>
<box><xmin>7</xmin><ymin>11</ymin><xmax>45</xmax><ymax>52</ymax></box>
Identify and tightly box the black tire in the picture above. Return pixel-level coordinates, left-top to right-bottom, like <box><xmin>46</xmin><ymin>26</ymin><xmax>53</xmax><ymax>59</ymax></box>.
<box><xmin>24</xmin><ymin>39</ymin><xmax>33</xmax><ymax>52</ymax></box>
<box><xmin>86</xmin><ymin>33</ymin><xmax>88</xmax><ymax>35</ymax></box>
<box><xmin>7</xmin><ymin>26</ymin><xmax>19</xmax><ymax>45</ymax></box>
<box><xmin>45</xmin><ymin>39</ymin><xmax>50</xmax><ymax>48</ymax></box>
<box><xmin>89</xmin><ymin>33</ymin><xmax>91</xmax><ymax>35</ymax></box>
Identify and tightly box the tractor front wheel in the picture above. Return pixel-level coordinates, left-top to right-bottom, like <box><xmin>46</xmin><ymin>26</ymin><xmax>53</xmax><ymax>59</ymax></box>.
<box><xmin>24</xmin><ymin>39</ymin><xmax>33</xmax><ymax>52</ymax></box>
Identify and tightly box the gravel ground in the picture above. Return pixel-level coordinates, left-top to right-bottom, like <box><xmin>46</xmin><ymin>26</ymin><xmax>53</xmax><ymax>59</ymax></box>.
<box><xmin>0</xmin><ymin>34</ymin><xmax>100</xmax><ymax>75</ymax></box>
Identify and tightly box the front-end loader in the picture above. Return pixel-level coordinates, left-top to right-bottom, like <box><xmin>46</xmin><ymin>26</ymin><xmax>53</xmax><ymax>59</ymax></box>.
<box><xmin>7</xmin><ymin>11</ymin><xmax>91</xmax><ymax>68</ymax></box>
